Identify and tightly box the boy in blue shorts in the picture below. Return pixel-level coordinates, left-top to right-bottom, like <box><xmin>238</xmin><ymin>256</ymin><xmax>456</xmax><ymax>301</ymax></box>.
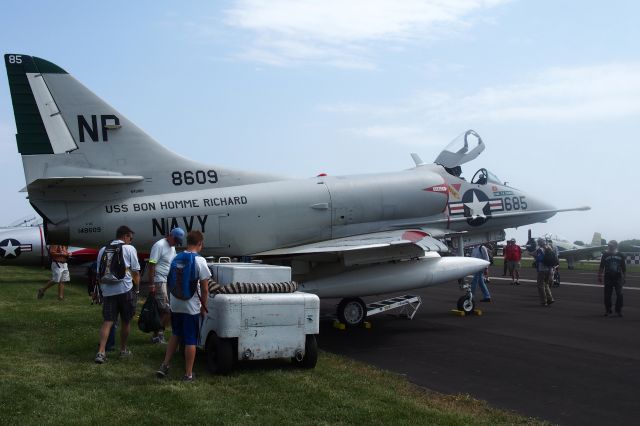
<box><xmin>156</xmin><ymin>230</ymin><xmax>210</xmax><ymax>381</ymax></box>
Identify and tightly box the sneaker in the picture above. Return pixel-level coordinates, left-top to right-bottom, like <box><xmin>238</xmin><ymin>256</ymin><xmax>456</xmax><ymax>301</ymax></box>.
<box><xmin>604</xmin><ymin>311</ymin><xmax>611</xmax><ymax>317</ymax></box>
<box><xmin>515</xmin><ymin>281</ymin><xmax>520</xmax><ymax>285</ymax></box>
<box><xmin>156</xmin><ymin>363</ymin><xmax>170</xmax><ymax>378</ymax></box>
<box><xmin>152</xmin><ymin>335</ymin><xmax>167</xmax><ymax>345</ymax></box>
<box><xmin>616</xmin><ymin>312</ymin><xmax>623</xmax><ymax>318</ymax></box>
<box><xmin>547</xmin><ymin>300</ymin><xmax>555</xmax><ymax>305</ymax></box>
<box><xmin>37</xmin><ymin>288</ymin><xmax>45</xmax><ymax>299</ymax></box>
<box><xmin>120</xmin><ymin>349</ymin><xmax>132</xmax><ymax>357</ymax></box>
<box><xmin>541</xmin><ymin>303</ymin><xmax>548</xmax><ymax>306</ymax></box>
<box><xmin>94</xmin><ymin>352</ymin><xmax>106</xmax><ymax>364</ymax></box>
<box><xmin>181</xmin><ymin>374</ymin><xmax>195</xmax><ymax>382</ymax></box>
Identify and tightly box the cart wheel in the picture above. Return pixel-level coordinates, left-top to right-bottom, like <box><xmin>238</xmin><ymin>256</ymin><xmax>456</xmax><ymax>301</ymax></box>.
<box><xmin>337</xmin><ymin>297</ymin><xmax>367</xmax><ymax>327</ymax></box>
<box><xmin>293</xmin><ymin>335</ymin><xmax>318</xmax><ymax>369</ymax></box>
<box><xmin>457</xmin><ymin>294</ymin><xmax>475</xmax><ymax>315</ymax></box>
<box><xmin>205</xmin><ymin>332</ymin><xmax>234</xmax><ymax>374</ymax></box>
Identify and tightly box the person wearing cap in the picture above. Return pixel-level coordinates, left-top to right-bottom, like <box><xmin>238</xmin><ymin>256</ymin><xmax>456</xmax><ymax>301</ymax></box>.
<box><xmin>598</xmin><ymin>240</ymin><xmax>626</xmax><ymax>317</ymax></box>
<box><xmin>534</xmin><ymin>238</ymin><xmax>555</xmax><ymax>306</ymax></box>
<box><xmin>94</xmin><ymin>225</ymin><xmax>140</xmax><ymax>364</ymax></box>
<box><xmin>147</xmin><ymin>227</ymin><xmax>185</xmax><ymax>344</ymax></box>
<box><xmin>505</xmin><ymin>238</ymin><xmax>522</xmax><ymax>285</ymax></box>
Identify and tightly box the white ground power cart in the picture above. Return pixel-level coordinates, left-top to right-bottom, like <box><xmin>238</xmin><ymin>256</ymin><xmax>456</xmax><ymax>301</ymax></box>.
<box><xmin>198</xmin><ymin>262</ymin><xmax>320</xmax><ymax>374</ymax></box>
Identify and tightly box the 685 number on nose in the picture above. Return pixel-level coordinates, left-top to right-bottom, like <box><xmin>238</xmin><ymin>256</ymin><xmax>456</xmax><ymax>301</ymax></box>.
<box><xmin>171</xmin><ymin>170</ymin><xmax>218</xmax><ymax>186</ymax></box>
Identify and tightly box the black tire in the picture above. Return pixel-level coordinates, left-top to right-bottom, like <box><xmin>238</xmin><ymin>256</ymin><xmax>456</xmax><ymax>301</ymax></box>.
<box><xmin>457</xmin><ymin>295</ymin><xmax>475</xmax><ymax>314</ymax></box>
<box><xmin>293</xmin><ymin>335</ymin><xmax>318</xmax><ymax>369</ymax></box>
<box><xmin>337</xmin><ymin>297</ymin><xmax>367</xmax><ymax>327</ymax></box>
<box><xmin>205</xmin><ymin>332</ymin><xmax>234</xmax><ymax>375</ymax></box>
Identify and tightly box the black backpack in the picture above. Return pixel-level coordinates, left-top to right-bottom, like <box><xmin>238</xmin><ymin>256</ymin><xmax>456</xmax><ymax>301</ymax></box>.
<box><xmin>98</xmin><ymin>242</ymin><xmax>127</xmax><ymax>284</ymax></box>
<box><xmin>138</xmin><ymin>294</ymin><xmax>162</xmax><ymax>333</ymax></box>
<box><xmin>542</xmin><ymin>247</ymin><xmax>558</xmax><ymax>267</ymax></box>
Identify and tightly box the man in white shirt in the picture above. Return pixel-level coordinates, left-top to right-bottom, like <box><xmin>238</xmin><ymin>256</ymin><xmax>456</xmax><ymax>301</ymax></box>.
<box><xmin>94</xmin><ymin>226</ymin><xmax>141</xmax><ymax>364</ymax></box>
<box><xmin>156</xmin><ymin>230</ymin><xmax>210</xmax><ymax>381</ymax></box>
<box><xmin>147</xmin><ymin>227</ymin><xmax>185</xmax><ymax>344</ymax></box>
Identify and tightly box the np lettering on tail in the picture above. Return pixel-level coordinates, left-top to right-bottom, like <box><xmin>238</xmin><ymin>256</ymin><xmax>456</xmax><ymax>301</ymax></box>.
<box><xmin>78</xmin><ymin>115</ymin><xmax>121</xmax><ymax>142</ymax></box>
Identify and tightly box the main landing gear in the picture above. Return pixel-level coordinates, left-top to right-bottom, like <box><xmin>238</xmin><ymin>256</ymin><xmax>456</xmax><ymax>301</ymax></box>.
<box><xmin>335</xmin><ymin>295</ymin><xmax>423</xmax><ymax>327</ymax></box>
<box><xmin>337</xmin><ymin>297</ymin><xmax>367</xmax><ymax>327</ymax></box>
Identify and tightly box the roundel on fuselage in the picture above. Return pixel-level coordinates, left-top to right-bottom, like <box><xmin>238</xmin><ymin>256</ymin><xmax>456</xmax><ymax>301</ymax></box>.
<box><xmin>461</xmin><ymin>189</ymin><xmax>491</xmax><ymax>227</ymax></box>
<box><xmin>0</xmin><ymin>238</ymin><xmax>22</xmax><ymax>259</ymax></box>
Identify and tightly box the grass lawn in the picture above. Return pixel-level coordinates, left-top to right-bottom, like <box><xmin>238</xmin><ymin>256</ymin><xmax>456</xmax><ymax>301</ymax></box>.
<box><xmin>0</xmin><ymin>265</ymin><xmax>542</xmax><ymax>425</ymax></box>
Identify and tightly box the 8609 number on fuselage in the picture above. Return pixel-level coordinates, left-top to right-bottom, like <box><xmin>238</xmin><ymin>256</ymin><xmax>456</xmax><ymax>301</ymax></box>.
<box><xmin>171</xmin><ymin>170</ymin><xmax>218</xmax><ymax>186</ymax></box>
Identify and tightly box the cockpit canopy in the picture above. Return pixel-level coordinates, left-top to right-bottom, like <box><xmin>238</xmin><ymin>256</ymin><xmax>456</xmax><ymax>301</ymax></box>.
<box><xmin>434</xmin><ymin>130</ymin><xmax>505</xmax><ymax>186</ymax></box>
<box><xmin>471</xmin><ymin>168</ymin><xmax>503</xmax><ymax>186</ymax></box>
<box><xmin>544</xmin><ymin>233</ymin><xmax>570</xmax><ymax>244</ymax></box>
<box><xmin>434</xmin><ymin>129</ymin><xmax>485</xmax><ymax>168</ymax></box>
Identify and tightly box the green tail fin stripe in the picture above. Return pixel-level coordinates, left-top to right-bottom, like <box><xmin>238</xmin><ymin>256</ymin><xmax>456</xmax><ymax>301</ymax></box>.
<box><xmin>4</xmin><ymin>54</ymin><xmax>67</xmax><ymax>155</ymax></box>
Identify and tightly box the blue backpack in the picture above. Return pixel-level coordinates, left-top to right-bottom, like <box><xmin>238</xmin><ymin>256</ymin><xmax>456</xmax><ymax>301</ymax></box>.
<box><xmin>167</xmin><ymin>252</ymin><xmax>200</xmax><ymax>300</ymax></box>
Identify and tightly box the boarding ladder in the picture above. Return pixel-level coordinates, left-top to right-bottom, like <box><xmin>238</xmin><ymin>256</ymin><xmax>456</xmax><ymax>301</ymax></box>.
<box><xmin>366</xmin><ymin>294</ymin><xmax>422</xmax><ymax>319</ymax></box>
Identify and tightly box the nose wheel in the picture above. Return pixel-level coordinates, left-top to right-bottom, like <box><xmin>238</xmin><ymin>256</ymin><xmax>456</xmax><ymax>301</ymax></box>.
<box><xmin>457</xmin><ymin>279</ymin><xmax>475</xmax><ymax>315</ymax></box>
<box><xmin>457</xmin><ymin>294</ymin><xmax>475</xmax><ymax>314</ymax></box>
<box><xmin>337</xmin><ymin>297</ymin><xmax>367</xmax><ymax>327</ymax></box>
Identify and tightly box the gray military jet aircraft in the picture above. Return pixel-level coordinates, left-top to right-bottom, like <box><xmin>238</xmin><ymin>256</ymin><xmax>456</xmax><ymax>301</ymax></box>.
<box><xmin>0</xmin><ymin>216</ymin><xmax>98</xmax><ymax>266</ymax></box>
<box><xmin>4</xmin><ymin>54</ymin><xmax>589</xmax><ymax>325</ymax></box>
<box><xmin>525</xmin><ymin>230</ymin><xmax>607</xmax><ymax>269</ymax></box>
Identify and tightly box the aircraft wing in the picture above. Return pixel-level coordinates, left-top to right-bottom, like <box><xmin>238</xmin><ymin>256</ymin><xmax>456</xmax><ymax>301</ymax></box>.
<box><xmin>253</xmin><ymin>230</ymin><xmax>448</xmax><ymax>266</ymax></box>
<box><xmin>558</xmin><ymin>245</ymin><xmax>608</xmax><ymax>259</ymax></box>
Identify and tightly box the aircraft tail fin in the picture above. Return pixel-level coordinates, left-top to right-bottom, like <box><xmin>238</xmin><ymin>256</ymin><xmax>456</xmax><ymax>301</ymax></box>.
<box><xmin>591</xmin><ymin>232</ymin><xmax>603</xmax><ymax>247</ymax></box>
<box><xmin>4</xmin><ymin>53</ymin><xmax>282</xmax><ymax>192</ymax></box>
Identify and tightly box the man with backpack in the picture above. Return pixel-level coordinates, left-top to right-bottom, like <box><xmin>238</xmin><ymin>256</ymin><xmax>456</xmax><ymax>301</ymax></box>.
<box><xmin>147</xmin><ymin>227</ymin><xmax>185</xmax><ymax>344</ymax></box>
<box><xmin>598</xmin><ymin>240</ymin><xmax>626</xmax><ymax>317</ymax></box>
<box><xmin>94</xmin><ymin>226</ymin><xmax>141</xmax><ymax>364</ymax></box>
<box><xmin>156</xmin><ymin>230</ymin><xmax>211</xmax><ymax>381</ymax></box>
<box><xmin>534</xmin><ymin>238</ymin><xmax>556</xmax><ymax>306</ymax></box>
<box><xmin>37</xmin><ymin>244</ymin><xmax>70</xmax><ymax>300</ymax></box>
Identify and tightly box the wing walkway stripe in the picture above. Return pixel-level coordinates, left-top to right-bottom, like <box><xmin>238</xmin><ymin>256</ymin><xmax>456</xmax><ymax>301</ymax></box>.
<box><xmin>489</xmin><ymin>276</ymin><xmax>640</xmax><ymax>291</ymax></box>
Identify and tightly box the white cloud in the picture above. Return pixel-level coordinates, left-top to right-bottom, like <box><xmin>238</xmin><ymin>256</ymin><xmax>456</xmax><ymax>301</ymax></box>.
<box><xmin>325</xmin><ymin>63</ymin><xmax>640</xmax><ymax>136</ymax></box>
<box><xmin>225</xmin><ymin>0</ymin><xmax>509</xmax><ymax>68</ymax></box>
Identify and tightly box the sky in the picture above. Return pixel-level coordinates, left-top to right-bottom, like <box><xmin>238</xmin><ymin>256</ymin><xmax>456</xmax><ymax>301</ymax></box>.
<box><xmin>1</xmin><ymin>0</ymin><xmax>638</xmax><ymax>244</ymax></box>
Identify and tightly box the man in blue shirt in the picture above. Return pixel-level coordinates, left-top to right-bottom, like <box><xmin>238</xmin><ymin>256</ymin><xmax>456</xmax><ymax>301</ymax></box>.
<box><xmin>598</xmin><ymin>240</ymin><xmax>626</xmax><ymax>317</ymax></box>
<box><xmin>534</xmin><ymin>238</ymin><xmax>555</xmax><ymax>306</ymax></box>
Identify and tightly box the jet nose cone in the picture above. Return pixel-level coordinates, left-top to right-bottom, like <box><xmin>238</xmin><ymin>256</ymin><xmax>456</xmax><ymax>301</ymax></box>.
<box><xmin>430</xmin><ymin>256</ymin><xmax>489</xmax><ymax>284</ymax></box>
<box><xmin>464</xmin><ymin>257</ymin><xmax>490</xmax><ymax>273</ymax></box>
<box><xmin>524</xmin><ymin>193</ymin><xmax>556</xmax><ymax>211</ymax></box>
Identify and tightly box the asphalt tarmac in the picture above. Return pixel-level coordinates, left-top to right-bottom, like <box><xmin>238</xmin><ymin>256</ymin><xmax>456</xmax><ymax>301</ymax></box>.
<box><xmin>319</xmin><ymin>265</ymin><xmax>640</xmax><ymax>426</ymax></box>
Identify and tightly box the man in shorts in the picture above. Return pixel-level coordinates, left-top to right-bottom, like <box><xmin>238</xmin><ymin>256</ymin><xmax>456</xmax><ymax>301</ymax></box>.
<box><xmin>37</xmin><ymin>245</ymin><xmax>70</xmax><ymax>300</ymax></box>
<box><xmin>94</xmin><ymin>226</ymin><xmax>140</xmax><ymax>364</ymax></box>
<box><xmin>505</xmin><ymin>238</ymin><xmax>522</xmax><ymax>285</ymax></box>
<box><xmin>156</xmin><ymin>230</ymin><xmax>210</xmax><ymax>381</ymax></box>
<box><xmin>147</xmin><ymin>227</ymin><xmax>185</xmax><ymax>344</ymax></box>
